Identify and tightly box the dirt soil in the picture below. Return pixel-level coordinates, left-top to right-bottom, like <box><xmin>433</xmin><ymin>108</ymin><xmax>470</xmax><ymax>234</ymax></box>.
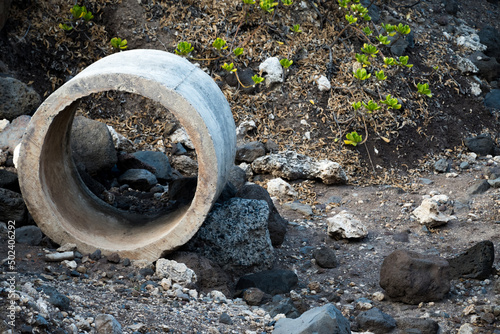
<box><xmin>1</xmin><ymin>0</ymin><xmax>500</xmax><ymax>333</ymax></box>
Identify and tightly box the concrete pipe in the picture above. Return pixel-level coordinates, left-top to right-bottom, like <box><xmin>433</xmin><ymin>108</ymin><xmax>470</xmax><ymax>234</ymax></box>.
<box><xmin>18</xmin><ymin>50</ymin><xmax>236</xmax><ymax>261</ymax></box>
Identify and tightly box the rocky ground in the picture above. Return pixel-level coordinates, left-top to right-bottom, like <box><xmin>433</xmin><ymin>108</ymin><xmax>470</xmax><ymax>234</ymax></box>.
<box><xmin>1</xmin><ymin>0</ymin><xmax>500</xmax><ymax>333</ymax></box>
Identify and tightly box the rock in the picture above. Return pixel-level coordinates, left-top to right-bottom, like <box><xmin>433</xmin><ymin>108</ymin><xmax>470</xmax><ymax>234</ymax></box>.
<box><xmin>172</xmin><ymin>142</ymin><xmax>187</xmax><ymax>155</ymax></box>
<box><xmin>447</xmin><ymin>240</ymin><xmax>495</xmax><ymax>279</ymax></box>
<box><xmin>478</xmin><ymin>25</ymin><xmax>500</xmax><ymax>61</ymax></box>
<box><xmin>215</xmin><ymin>181</ymin><xmax>237</xmax><ymax>203</ymax></box>
<box><xmin>236</xmin><ymin>269</ymin><xmax>298</xmax><ymax>295</ymax></box>
<box><xmin>170</xmin><ymin>127</ymin><xmax>194</xmax><ymax>150</ymax></box>
<box><xmin>316</xmin><ymin>75</ymin><xmax>331</xmax><ymax>91</ymax></box>
<box><xmin>227</xmin><ymin>165</ymin><xmax>246</xmax><ymax>191</ymax></box>
<box><xmin>107</xmin><ymin>253</ymin><xmax>120</xmax><ymax>264</ymax></box>
<box><xmin>243</xmin><ymin>287</ymin><xmax>266</xmax><ymax>306</ymax></box>
<box><xmin>284</xmin><ymin>202</ymin><xmax>313</xmax><ymax>217</ymax></box>
<box><xmin>488</xmin><ymin>177</ymin><xmax>500</xmax><ymax>188</ymax></box>
<box><xmin>118</xmin><ymin>169</ymin><xmax>157</xmax><ymax>191</ymax></box>
<box><xmin>45</xmin><ymin>251</ymin><xmax>75</xmax><ymax>262</ymax></box>
<box><xmin>155</xmin><ymin>258</ymin><xmax>197</xmax><ymax>284</ymax></box>
<box><xmin>396</xmin><ymin>318</ymin><xmax>440</xmax><ymax>334</ymax></box>
<box><xmin>90</xmin><ymin>249</ymin><xmax>102</xmax><ymax>261</ymax></box>
<box><xmin>361</xmin><ymin>0</ymin><xmax>380</xmax><ymax>23</ymax></box>
<box><xmin>106</xmin><ymin>125</ymin><xmax>133</xmax><ymax>151</ymax></box>
<box><xmin>259</xmin><ymin>57</ymin><xmax>283</xmax><ymax>86</ymax></box>
<box><xmin>267</xmin><ymin>177</ymin><xmax>298</xmax><ymax>198</ymax></box>
<box><xmin>458</xmin><ymin>323</ymin><xmax>475</xmax><ymax>334</ymax></box>
<box><xmin>117</xmin><ymin>153</ymin><xmax>157</xmax><ymax>174</ymax></box>
<box><xmin>95</xmin><ymin>314</ymin><xmax>122</xmax><ymax>334</ymax></box>
<box><xmin>219</xmin><ymin>312</ymin><xmax>233</xmax><ymax>325</ymax></box>
<box><xmin>225</xmin><ymin>67</ymin><xmax>257</xmax><ymax>92</ymax></box>
<box><xmin>465</xmin><ymin>134</ymin><xmax>496</xmax><ymax>155</ymax></box>
<box><xmin>170</xmin><ymin>155</ymin><xmax>198</xmax><ymax>177</ymax></box>
<box><xmin>390</xmin><ymin>37</ymin><xmax>409</xmax><ymax>56</ymax></box>
<box><xmin>0</xmin><ymin>187</ymin><xmax>27</xmax><ymax>224</ymax></box>
<box><xmin>252</xmin><ymin>150</ymin><xmax>347</xmax><ymax>185</ymax></box>
<box><xmin>168</xmin><ymin>252</ymin><xmax>231</xmax><ymax>296</ymax></box>
<box><xmin>466</xmin><ymin>180</ymin><xmax>491</xmax><ymax>195</ymax></box>
<box><xmin>313</xmin><ymin>246</ymin><xmax>338</xmax><ymax>268</ymax></box>
<box><xmin>356</xmin><ymin>307</ymin><xmax>396</xmax><ymax>334</ymax></box>
<box><xmin>444</xmin><ymin>0</ymin><xmax>458</xmax><ymax>15</ymax></box>
<box><xmin>168</xmin><ymin>177</ymin><xmax>196</xmax><ymax>204</ymax></box>
<box><xmin>0</xmin><ymin>76</ymin><xmax>41</xmax><ymax>121</ymax></box>
<box><xmin>0</xmin><ymin>115</ymin><xmax>31</xmax><ymax>153</ymax></box>
<box><xmin>265</xmin><ymin>139</ymin><xmax>280</xmax><ymax>153</ymax></box>
<box><xmin>132</xmin><ymin>151</ymin><xmax>172</xmax><ymax>181</ymax></box>
<box><xmin>40</xmin><ymin>285</ymin><xmax>70</xmax><ymax>311</ymax></box>
<box><xmin>236</xmin><ymin>120</ymin><xmax>257</xmax><ymax>141</ymax></box>
<box><xmin>15</xmin><ymin>226</ymin><xmax>43</xmax><ymax>245</ymax></box>
<box><xmin>0</xmin><ymin>168</ymin><xmax>19</xmax><ymax>191</ymax></box>
<box><xmin>412</xmin><ymin>194</ymin><xmax>456</xmax><ymax>227</ymax></box>
<box><xmin>236</xmin><ymin>141</ymin><xmax>266</xmax><ymax>162</ymax></box>
<box><xmin>71</xmin><ymin>116</ymin><xmax>117</xmax><ymax>175</ymax></box>
<box><xmin>484</xmin><ymin>89</ymin><xmax>500</xmax><ymax>110</ymax></box>
<box><xmin>185</xmin><ymin>198</ymin><xmax>274</xmax><ymax>272</ymax></box>
<box><xmin>468</xmin><ymin>52</ymin><xmax>500</xmax><ymax>82</ymax></box>
<box><xmin>457</xmin><ymin>56</ymin><xmax>479</xmax><ymax>73</ymax></box>
<box><xmin>456</xmin><ymin>35</ymin><xmax>487</xmax><ymax>52</ymax></box>
<box><xmin>236</xmin><ymin>183</ymin><xmax>288</xmax><ymax>246</ymax></box>
<box><xmin>327</xmin><ymin>210</ymin><xmax>368</xmax><ymax>240</ymax></box>
<box><xmin>273</xmin><ymin>303</ymin><xmax>350</xmax><ymax>334</ymax></box>
<box><xmin>434</xmin><ymin>158</ymin><xmax>449</xmax><ymax>173</ymax></box>
<box><xmin>379</xmin><ymin>249</ymin><xmax>451</xmax><ymax>304</ymax></box>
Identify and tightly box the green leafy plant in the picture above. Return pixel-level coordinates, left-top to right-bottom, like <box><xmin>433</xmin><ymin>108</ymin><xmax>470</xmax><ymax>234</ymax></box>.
<box><xmin>362</xmin><ymin>100</ymin><xmax>381</xmax><ymax>113</ymax></box>
<box><xmin>59</xmin><ymin>23</ymin><xmax>73</xmax><ymax>31</ymax></box>
<box><xmin>291</xmin><ymin>24</ymin><xmax>302</xmax><ymax>33</ymax></box>
<box><xmin>212</xmin><ymin>38</ymin><xmax>228</xmax><ymax>51</ymax></box>
<box><xmin>381</xmin><ymin>23</ymin><xmax>396</xmax><ymax>36</ymax></box>
<box><xmin>233</xmin><ymin>47</ymin><xmax>244</xmax><ymax>57</ymax></box>
<box><xmin>252</xmin><ymin>74</ymin><xmax>265</xmax><ymax>85</ymax></box>
<box><xmin>383</xmin><ymin>57</ymin><xmax>396</xmax><ymax>66</ymax></box>
<box><xmin>345</xmin><ymin>131</ymin><xmax>363</xmax><ymax>146</ymax></box>
<box><xmin>417</xmin><ymin>82</ymin><xmax>432</xmax><ymax>97</ymax></box>
<box><xmin>259</xmin><ymin>0</ymin><xmax>278</xmax><ymax>13</ymax></box>
<box><xmin>353</xmin><ymin>68</ymin><xmax>371</xmax><ymax>80</ymax></box>
<box><xmin>355</xmin><ymin>53</ymin><xmax>370</xmax><ymax>66</ymax></box>
<box><xmin>280</xmin><ymin>58</ymin><xmax>293</xmax><ymax>69</ymax></box>
<box><xmin>110</xmin><ymin>37</ymin><xmax>128</xmax><ymax>50</ymax></box>
<box><xmin>361</xmin><ymin>43</ymin><xmax>378</xmax><ymax>57</ymax></box>
<box><xmin>221</xmin><ymin>62</ymin><xmax>237</xmax><ymax>73</ymax></box>
<box><xmin>352</xmin><ymin>101</ymin><xmax>362</xmax><ymax>110</ymax></box>
<box><xmin>376</xmin><ymin>34</ymin><xmax>390</xmax><ymax>45</ymax></box>
<box><xmin>380</xmin><ymin>94</ymin><xmax>401</xmax><ymax>109</ymax></box>
<box><xmin>282</xmin><ymin>0</ymin><xmax>293</xmax><ymax>5</ymax></box>
<box><xmin>375</xmin><ymin>70</ymin><xmax>387</xmax><ymax>80</ymax></box>
<box><xmin>395</xmin><ymin>23</ymin><xmax>411</xmax><ymax>35</ymax></box>
<box><xmin>396</xmin><ymin>55</ymin><xmax>413</xmax><ymax>68</ymax></box>
<box><xmin>175</xmin><ymin>41</ymin><xmax>194</xmax><ymax>56</ymax></box>
<box><xmin>59</xmin><ymin>4</ymin><xmax>93</xmax><ymax>31</ymax></box>
<box><xmin>362</xmin><ymin>27</ymin><xmax>373</xmax><ymax>36</ymax></box>
<box><xmin>345</xmin><ymin>14</ymin><xmax>358</xmax><ymax>25</ymax></box>
<box><xmin>243</xmin><ymin>0</ymin><xmax>256</xmax><ymax>4</ymax></box>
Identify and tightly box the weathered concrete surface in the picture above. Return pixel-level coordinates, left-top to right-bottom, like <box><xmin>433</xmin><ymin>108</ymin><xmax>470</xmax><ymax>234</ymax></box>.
<box><xmin>18</xmin><ymin>50</ymin><xmax>236</xmax><ymax>261</ymax></box>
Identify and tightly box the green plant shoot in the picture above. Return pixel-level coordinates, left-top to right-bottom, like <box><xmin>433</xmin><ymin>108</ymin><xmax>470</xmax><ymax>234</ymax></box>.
<box><xmin>376</xmin><ymin>34</ymin><xmax>390</xmax><ymax>45</ymax></box>
<box><xmin>233</xmin><ymin>47</ymin><xmax>244</xmax><ymax>57</ymax></box>
<box><xmin>345</xmin><ymin>14</ymin><xmax>357</xmax><ymax>24</ymax></box>
<box><xmin>110</xmin><ymin>37</ymin><xmax>127</xmax><ymax>50</ymax></box>
<box><xmin>375</xmin><ymin>70</ymin><xmax>387</xmax><ymax>80</ymax></box>
<box><xmin>280</xmin><ymin>58</ymin><xmax>293</xmax><ymax>69</ymax></box>
<box><xmin>352</xmin><ymin>101</ymin><xmax>362</xmax><ymax>110</ymax></box>
<box><xmin>361</xmin><ymin>43</ymin><xmax>378</xmax><ymax>57</ymax></box>
<box><xmin>59</xmin><ymin>23</ymin><xmax>73</xmax><ymax>31</ymax></box>
<box><xmin>353</xmin><ymin>68</ymin><xmax>371</xmax><ymax>80</ymax></box>
<box><xmin>175</xmin><ymin>41</ymin><xmax>194</xmax><ymax>56</ymax></box>
<box><xmin>380</xmin><ymin>94</ymin><xmax>401</xmax><ymax>109</ymax></box>
<box><xmin>395</xmin><ymin>23</ymin><xmax>411</xmax><ymax>35</ymax></box>
<box><xmin>397</xmin><ymin>55</ymin><xmax>413</xmax><ymax>68</ymax></box>
<box><xmin>243</xmin><ymin>0</ymin><xmax>256</xmax><ymax>4</ymax></box>
<box><xmin>291</xmin><ymin>24</ymin><xmax>302</xmax><ymax>33</ymax></box>
<box><xmin>417</xmin><ymin>83</ymin><xmax>432</xmax><ymax>97</ymax></box>
<box><xmin>345</xmin><ymin>131</ymin><xmax>363</xmax><ymax>146</ymax></box>
<box><xmin>252</xmin><ymin>75</ymin><xmax>265</xmax><ymax>85</ymax></box>
<box><xmin>221</xmin><ymin>63</ymin><xmax>237</xmax><ymax>73</ymax></box>
<box><xmin>383</xmin><ymin>57</ymin><xmax>396</xmax><ymax>66</ymax></box>
<box><xmin>362</xmin><ymin>100</ymin><xmax>381</xmax><ymax>113</ymax></box>
<box><xmin>260</xmin><ymin>0</ymin><xmax>278</xmax><ymax>13</ymax></box>
<box><xmin>355</xmin><ymin>53</ymin><xmax>370</xmax><ymax>66</ymax></box>
<box><xmin>362</xmin><ymin>27</ymin><xmax>373</xmax><ymax>36</ymax></box>
<box><xmin>282</xmin><ymin>0</ymin><xmax>293</xmax><ymax>5</ymax></box>
<box><xmin>212</xmin><ymin>38</ymin><xmax>228</xmax><ymax>51</ymax></box>
<box><xmin>381</xmin><ymin>23</ymin><xmax>396</xmax><ymax>36</ymax></box>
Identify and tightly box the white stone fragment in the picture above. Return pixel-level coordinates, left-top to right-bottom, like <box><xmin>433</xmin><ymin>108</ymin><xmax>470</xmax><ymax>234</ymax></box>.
<box><xmin>259</xmin><ymin>57</ymin><xmax>283</xmax><ymax>85</ymax></box>
<box><xmin>170</xmin><ymin>128</ymin><xmax>195</xmax><ymax>150</ymax></box>
<box><xmin>106</xmin><ymin>125</ymin><xmax>133</xmax><ymax>150</ymax></box>
<box><xmin>316</xmin><ymin>75</ymin><xmax>331</xmax><ymax>91</ymax></box>
<box><xmin>13</xmin><ymin>143</ymin><xmax>21</xmax><ymax>169</ymax></box>
<box><xmin>210</xmin><ymin>290</ymin><xmax>227</xmax><ymax>303</ymax></box>
<box><xmin>0</xmin><ymin>119</ymin><xmax>9</xmax><ymax>131</ymax></box>
<box><xmin>470</xmin><ymin>82</ymin><xmax>481</xmax><ymax>96</ymax></box>
<box><xmin>45</xmin><ymin>251</ymin><xmax>75</xmax><ymax>262</ymax></box>
<box><xmin>155</xmin><ymin>258</ymin><xmax>197</xmax><ymax>284</ymax></box>
<box><xmin>236</xmin><ymin>120</ymin><xmax>257</xmax><ymax>140</ymax></box>
<box><xmin>457</xmin><ymin>56</ymin><xmax>479</xmax><ymax>74</ymax></box>
<box><xmin>412</xmin><ymin>194</ymin><xmax>456</xmax><ymax>227</ymax></box>
<box><xmin>267</xmin><ymin>177</ymin><xmax>298</xmax><ymax>198</ymax></box>
<box><xmin>327</xmin><ymin>210</ymin><xmax>368</xmax><ymax>239</ymax></box>
<box><xmin>456</xmin><ymin>34</ymin><xmax>487</xmax><ymax>51</ymax></box>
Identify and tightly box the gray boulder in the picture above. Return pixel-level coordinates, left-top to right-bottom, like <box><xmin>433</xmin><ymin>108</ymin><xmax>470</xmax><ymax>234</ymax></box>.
<box><xmin>464</xmin><ymin>133</ymin><xmax>496</xmax><ymax>156</ymax></box>
<box><xmin>118</xmin><ymin>169</ymin><xmax>157</xmax><ymax>191</ymax></box>
<box><xmin>236</xmin><ymin>269</ymin><xmax>298</xmax><ymax>295</ymax></box>
<box><xmin>273</xmin><ymin>304</ymin><xmax>350</xmax><ymax>334</ymax></box>
<box><xmin>478</xmin><ymin>25</ymin><xmax>500</xmax><ymax>61</ymax></box>
<box><xmin>252</xmin><ymin>150</ymin><xmax>347</xmax><ymax>185</ymax></box>
<box><xmin>396</xmin><ymin>318</ymin><xmax>440</xmax><ymax>334</ymax></box>
<box><xmin>469</xmin><ymin>52</ymin><xmax>500</xmax><ymax>82</ymax></box>
<box><xmin>0</xmin><ymin>187</ymin><xmax>27</xmax><ymax>224</ymax></box>
<box><xmin>0</xmin><ymin>76</ymin><xmax>41</xmax><ymax>121</ymax></box>
<box><xmin>0</xmin><ymin>168</ymin><xmax>19</xmax><ymax>192</ymax></box>
<box><xmin>0</xmin><ymin>115</ymin><xmax>31</xmax><ymax>153</ymax></box>
<box><xmin>132</xmin><ymin>150</ymin><xmax>172</xmax><ymax>181</ymax></box>
<box><xmin>356</xmin><ymin>308</ymin><xmax>396</xmax><ymax>334</ymax></box>
<box><xmin>95</xmin><ymin>314</ymin><xmax>122</xmax><ymax>334</ymax></box>
<box><xmin>236</xmin><ymin>183</ymin><xmax>288</xmax><ymax>246</ymax></box>
<box><xmin>170</xmin><ymin>155</ymin><xmax>198</xmax><ymax>177</ymax></box>
<box><xmin>236</xmin><ymin>141</ymin><xmax>266</xmax><ymax>163</ymax></box>
<box><xmin>379</xmin><ymin>249</ymin><xmax>451</xmax><ymax>304</ymax></box>
<box><xmin>227</xmin><ymin>165</ymin><xmax>247</xmax><ymax>191</ymax></box>
<box><xmin>313</xmin><ymin>246</ymin><xmax>338</xmax><ymax>268</ymax></box>
<box><xmin>71</xmin><ymin>116</ymin><xmax>117</xmax><ymax>174</ymax></box>
<box><xmin>15</xmin><ymin>225</ymin><xmax>43</xmax><ymax>245</ymax></box>
<box><xmin>484</xmin><ymin>89</ymin><xmax>500</xmax><ymax>110</ymax></box>
<box><xmin>185</xmin><ymin>198</ymin><xmax>274</xmax><ymax>272</ymax></box>
<box><xmin>447</xmin><ymin>240</ymin><xmax>495</xmax><ymax>279</ymax></box>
